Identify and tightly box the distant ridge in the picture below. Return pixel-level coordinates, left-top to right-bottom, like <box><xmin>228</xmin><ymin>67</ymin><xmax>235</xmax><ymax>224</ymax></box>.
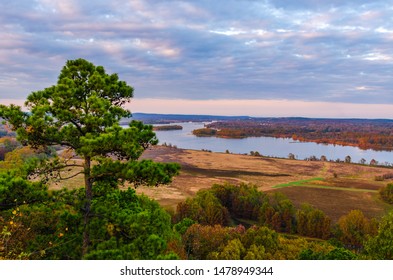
<box><xmin>119</xmin><ymin>113</ymin><xmax>393</xmax><ymax>126</ymax></box>
<box><xmin>126</xmin><ymin>113</ymin><xmax>393</xmax><ymax>123</ymax></box>
<box><xmin>125</xmin><ymin>113</ymin><xmax>252</xmax><ymax>124</ymax></box>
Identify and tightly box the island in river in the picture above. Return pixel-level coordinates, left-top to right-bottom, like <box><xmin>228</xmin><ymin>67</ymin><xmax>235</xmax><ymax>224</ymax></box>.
<box><xmin>153</xmin><ymin>124</ymin><xmax>183</xmax><ymax>131</ymax></box>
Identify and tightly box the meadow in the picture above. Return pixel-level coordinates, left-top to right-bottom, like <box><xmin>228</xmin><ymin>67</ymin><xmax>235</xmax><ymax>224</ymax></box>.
<box><xmin>135</xmin><ymin>146</ymin><xmax>393</xmax><ymax>222</ymax></box>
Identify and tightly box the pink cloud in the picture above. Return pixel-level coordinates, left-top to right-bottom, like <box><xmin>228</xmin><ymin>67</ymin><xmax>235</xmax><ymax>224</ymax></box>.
<box><xmin>127</xmin><ymin>98</ymin><xmax>393</xmax><ymax>118</ymax></box>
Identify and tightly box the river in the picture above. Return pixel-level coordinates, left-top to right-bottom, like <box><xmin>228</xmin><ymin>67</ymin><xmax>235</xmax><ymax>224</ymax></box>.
<box><xmin>148</xmin><ymin>122</ymin><xmax>393</xmax><ymax>165</ymax></box>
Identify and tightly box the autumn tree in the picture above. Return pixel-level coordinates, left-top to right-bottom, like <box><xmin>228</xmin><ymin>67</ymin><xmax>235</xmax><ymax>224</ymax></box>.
<box><xmin>296</xmin><ymin>204</ymin><xmax>331</xmax><ymax>239</ymax></box>
<box><xmin>211</xmin><ymin>183</ymin><xmax>268</xmax><ymax>221</ymax></box>
<box><xmin>365</xmin><ymin>211</ymin><xmax>393</xmax><ymax>259</ymax></box>
<box><xmin>259</xmin><ymin>193</ymin><xmax>296</xmax><ymax>233</ymax></box>
<box><xmin>336</xmin><ymin>210</ymin><xmax>373</xmax><ymax>250</ymax></box>
<box><xmin>175</xmin><ymin>190</ymin><xmax>230</xmax><ymax>226</ymax></box>
<box><xmin>379</xmin><ymin>183</ymin><xmax>393</xmax><ymax>204</ymax></box>
<box><xmin>209</xmin><ymin>239</ymin><xmax>245</xmax><ymax>260</ymax></box>
<box><xmin>0</xmin><ymin>58</ymin><xmax>179</xmax><ymax>256</ymax></box>
<box><xmin>182</xmin><ymin>224</ymin><xmax>236</xmax><ymax>259</ymax></box>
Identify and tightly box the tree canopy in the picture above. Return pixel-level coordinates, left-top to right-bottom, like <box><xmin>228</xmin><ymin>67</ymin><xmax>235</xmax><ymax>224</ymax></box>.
<box><xmin>0</xmin><ymin>58</ymin><xmax>180</xmax><ymax>255</ymax></box>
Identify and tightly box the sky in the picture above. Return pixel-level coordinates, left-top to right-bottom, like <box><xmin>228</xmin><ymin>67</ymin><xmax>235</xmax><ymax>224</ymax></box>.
<box><xmin>1</xmin><ymin>0</ymin><xmax>393</xmax><ymax>118</ymax></box>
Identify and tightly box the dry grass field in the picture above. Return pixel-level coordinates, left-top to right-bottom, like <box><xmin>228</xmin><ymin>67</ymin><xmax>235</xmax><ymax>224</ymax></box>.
<box><xmin>138</xmin><ymin>146</ymin><xmax>393</xmax><ymax>222</ymax></box>
<box><xmin>49</xmin><ymin>145</ymin><xmax>393</xmax><ymax>222</ymax></box>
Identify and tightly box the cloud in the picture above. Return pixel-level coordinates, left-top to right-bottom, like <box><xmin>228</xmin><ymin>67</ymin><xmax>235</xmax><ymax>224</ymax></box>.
<box><xmin>1</xmin><ymin>0</ymin><xmax>393</xmax><ymax>117</ymax></box>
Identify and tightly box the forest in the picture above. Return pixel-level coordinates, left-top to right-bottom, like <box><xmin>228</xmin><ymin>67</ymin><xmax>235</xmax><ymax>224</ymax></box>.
<box><xmin>1</xmin><ymin>59</ymin><xmax>393</xmax><ymax>260</ymax></box>
<box><xmin>193</xmin><ymin>118</ymin><xmax>393</xmax><ymax>151</ymax></box>
<box><xmin>153</xmin><ymin>125</ymin><xmax>183</xmax><ymax>131</ymax></box>
<box><xmin>1</xmin><ymin>164</ymin><xmax>393</xmax><ymax>260</ymax></box>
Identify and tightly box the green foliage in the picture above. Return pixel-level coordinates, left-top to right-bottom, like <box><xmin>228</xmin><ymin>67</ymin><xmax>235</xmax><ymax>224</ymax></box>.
<box><xmin>0</xmin><ymin>58</ymin><xmax>179</xmax><ymax>189</ymax></box>
<box><xmin>174</xmin><ymin>218</ymin><xmax>196</xmax><ymax>235</ymax></box>
<box><xmin>182</xmin><ymin>223</ymin><xmax>317</xmax><ymax>260</ymax></box>
<box><xmin>259</xmin><ymin>193</ymin><xmax>296</xmax><ymax>233</ymax></box>
<box><xmin>0</xmin><ymin>171</ymin><xmax>48</xmax><ymax>210</ymax></box>
<box><xmin>175</xmin><ymin>184</ymin><xmax>271</xmax><ymax>227</ymax></box>
<box><xmin>175</xmin><ymin>190</ymin><xmax>230</xmax><ymax>226</ymax></box>
<box><xmin>0</xmin><ymin>170</ymin><xmax>178</xmax><ymax>260</ymax></box>
<box><xmin>0</xmin><ymin>185</ymin><xmax>84</xmax><ymax>260</ymax></box>
<box><xmin>243</xmin><ymin>244</ymin><xmax>266</xmax><ymax>260</ymax></box>
<box><xmin>241</xmin><ymin>226</ymin><xmax>279</xmax><ymax>254</ymax></box>
<box><xmin>85</xmin><ymin>189</ymin><xmax>177</xmax><ymax>259</ymax></box>
<box><xmin>211</xmin><ymin>183</ymin><xmax>268</xmax><ymax>221</ymax></box>
<box><xmin>18</xmin><ymin>202</ymin><xmax>82</xmax><ymax>260</ymax></box>
<box><xmin>182</xmin><ymin>223</ymin><xmax>279</xmax><ymax>260</ymax></box>
<box><xmin>0</xmin><ymin>59</ymin><xmax>180</xmax><ymax>255</ymax></box>
<box><xmin>91</xmin><ymin>156</ymin><xmax>180</xmax><ymax>188</ymax></box>
<box><xmin>336</xmin><ymin>210</ymin><xmax>374</xmax><ymax>250</ymax></box>
<box><xmin>299</xmin><ymin>247</ymin><xmax>358</xmax><ymax>260</ymax></box>
<box><xmin>365</xmin><ymin>211</ymin><xmax>393</xmax><ymax>259</ymax></box>
<box><xmin>379</xmin><ymin>183</ymin><xmax>393</xmax><ymax>204</ymax></box>
<box><xmin>296</xmin><ymin>203</ymin><xmax>331</xmax><ymax>239</ymax></box>
<box><xmin>210</xmin><ymin>238</ymin><xmax>245</xmax><ymax>260</ymax></box>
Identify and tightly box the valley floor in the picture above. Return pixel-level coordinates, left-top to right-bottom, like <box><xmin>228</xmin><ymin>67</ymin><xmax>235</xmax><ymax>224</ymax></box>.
<box><xmin>139</xmin><ymin>146</ymin><xmax>393</xmax><ymax>222</ymax></box>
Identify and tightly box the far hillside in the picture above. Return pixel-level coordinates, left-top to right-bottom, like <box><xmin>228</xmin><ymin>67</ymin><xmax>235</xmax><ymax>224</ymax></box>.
<box><xmin>124</xmin><ymin>113</ymin><xmax>252</xmax><ymax>124</ymax></box>
<box><xmin>194</xmin><ymin>118</ymin><xmax>393</xmax><ymax>151</ymax></box>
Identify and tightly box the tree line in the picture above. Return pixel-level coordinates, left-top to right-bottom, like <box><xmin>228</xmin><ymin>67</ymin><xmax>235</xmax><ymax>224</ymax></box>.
<box><xmin>172</xmin><ymin>183</ymin><xmax>393</xmax><ymax>259</ymax></box>
<box><xmin>2</xmin><ymin>175</ymin><xmax>392</xmax><ymax>259</ymax></box>
<box><xmin>193</xmin><ymin>119</ymin><xmax>393</xmax><ymax>151</ymax></box>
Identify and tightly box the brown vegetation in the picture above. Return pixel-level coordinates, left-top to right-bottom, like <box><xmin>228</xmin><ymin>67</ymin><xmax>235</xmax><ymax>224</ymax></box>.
<box><xmin>153</xmin><ymin>125</ymin><xmax>183</xmax><ymax>131</ymax></box>
<box><xmin>139</xmin><ymin>146</ymin><xmax>393</xmax><ymax>222</ymax></box>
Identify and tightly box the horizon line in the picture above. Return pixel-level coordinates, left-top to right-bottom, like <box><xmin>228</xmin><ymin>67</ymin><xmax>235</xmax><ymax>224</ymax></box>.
<box><xmin>2</xmin><ymin>98</ymin><xmax>393</xmax><ymax>119</ymax></box>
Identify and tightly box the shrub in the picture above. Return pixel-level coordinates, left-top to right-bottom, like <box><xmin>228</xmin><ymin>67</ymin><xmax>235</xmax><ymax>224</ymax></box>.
<box><xmin>379</xmin><ymin>183</ymin><xmax>393</xmax><ymax>204</ymax></box>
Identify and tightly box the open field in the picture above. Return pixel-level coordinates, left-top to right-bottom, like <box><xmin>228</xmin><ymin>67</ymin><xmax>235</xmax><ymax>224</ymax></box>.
<box><xmin>138</xmin><ymin>146</ymin><xmax>393</xmax><ymax>222</ymax></box>
<box><xmin>49</xmin><ymin>145</ymin><xmax>393</xmax><ymax>222</ymax></box>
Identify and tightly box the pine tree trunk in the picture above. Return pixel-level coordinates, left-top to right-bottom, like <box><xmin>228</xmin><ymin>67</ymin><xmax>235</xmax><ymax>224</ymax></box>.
<box><xmin>82</xmin><ymin>156</ymin><xmax>92</xmax><ymax>257</ymax></box>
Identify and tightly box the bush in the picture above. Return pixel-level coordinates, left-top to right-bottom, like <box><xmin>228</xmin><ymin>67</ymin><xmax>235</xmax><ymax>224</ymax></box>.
<box><xmin>375</xmin><ymin>173</ymin><xmax>393</xmax><ymax>181</ymax></box>
<box><xmin>379</xmin><ymin>183</ymin><xmax>393</xmax><ymax>204</ymax></box>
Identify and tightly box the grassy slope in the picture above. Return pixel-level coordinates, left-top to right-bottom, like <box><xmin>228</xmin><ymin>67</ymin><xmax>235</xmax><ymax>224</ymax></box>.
<box><xmin>50</xmin><ymin>146</ymin><xmax>393</xmax><ymax>222</ymax></box>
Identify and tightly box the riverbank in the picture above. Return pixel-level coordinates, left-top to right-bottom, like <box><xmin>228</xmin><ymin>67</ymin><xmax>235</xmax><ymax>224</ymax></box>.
<box><xmin>153</xmin><ymin>121</ymin><xmax>393</xmax><ymax>166</ymax></box>
<box><xmin>200</xmin><ymin>119</ymin><xmax>393</xmax><ymax>152</ymax></box>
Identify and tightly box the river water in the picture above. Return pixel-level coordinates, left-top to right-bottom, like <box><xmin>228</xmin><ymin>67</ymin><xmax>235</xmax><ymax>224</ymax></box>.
<box><xmin>150</xmin><ymin>122</ymin><xmax>393</xmax><ymax>165</ymax></box>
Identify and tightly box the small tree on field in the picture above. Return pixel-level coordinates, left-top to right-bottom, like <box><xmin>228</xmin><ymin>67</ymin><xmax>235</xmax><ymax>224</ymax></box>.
<box><xmin>0</xmin><ymin>58</ymin><xmax>180</xmax><ymax>256</ymax></box>
<box><xmin>379</xmin><ymin>183</ymin><xmax>393</xmax><ymax>204</ymax></box>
